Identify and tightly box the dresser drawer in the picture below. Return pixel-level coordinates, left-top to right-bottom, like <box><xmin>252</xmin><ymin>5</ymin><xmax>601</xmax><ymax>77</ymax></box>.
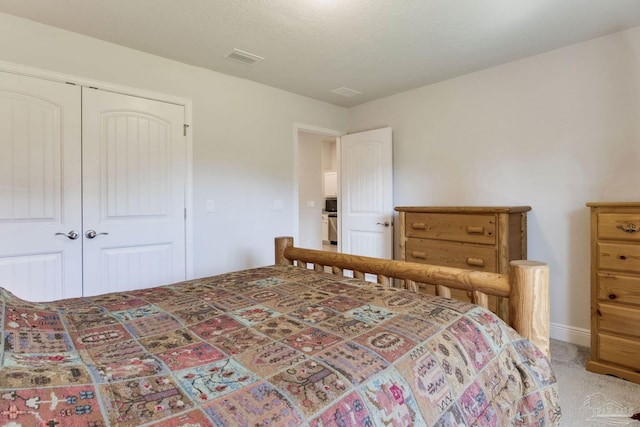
<box><xmin>598</xmin><ymin>213</ymin><xmax>640</xmax><ymax>242</ymax></box>
<box><xmin>588</xmin><ymin>203</ymin><xmax>640</xmax><ymax>383</ymax></box>
<box><xmin>598</xmin><ymin>273</ymin><xmax>640</xmax><ymax>305</ymax></box>
<box><xmin>597</xmin><ymin>242</ymin><xmax>640</xmax><ymax>273</ymax></box>
<box><xmin>598</xmin><ymin>302</ymin><xmax>640</xmax><ymax>338</ymax></box>
<box><xmin>404</xmin><ymin>213</ymin><xmax>496</xmax><ymax>244</ymax></box>
<box><xmin>405</xmin><ymin>238</ymin><xmax>496</xmax><ymax>272</ymax></box>
<box><xmin>598</xmin><ymin>333</ymin><xmax>640</xmax><ymax>371</ymax></box>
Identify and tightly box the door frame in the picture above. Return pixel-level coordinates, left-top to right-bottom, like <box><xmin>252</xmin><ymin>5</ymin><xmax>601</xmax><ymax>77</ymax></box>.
<box><xmin>292</xmin><ymin>123</ymin><xmax>345</xmax><ymax>248</ymax></box>
<box><xmin>0</xmin><ymin>59</ymin><xmax>194</xmax><ymax>279</ymax></box>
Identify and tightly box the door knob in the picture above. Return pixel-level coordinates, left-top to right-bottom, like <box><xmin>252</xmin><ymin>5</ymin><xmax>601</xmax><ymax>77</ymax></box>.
<box><xmin>55</xmin><ymin>230</ymin><xmax>80</xmax><ymax>240</ymax></box>
<box><xmin>376</xmin><ymin>221</ymin><xmax>391</xmax><ymax>227</ymax></box>
<box><xmin>85</xmin><ymin>230</ymin><xmax>109</xmax><ymax>239</ymax></box>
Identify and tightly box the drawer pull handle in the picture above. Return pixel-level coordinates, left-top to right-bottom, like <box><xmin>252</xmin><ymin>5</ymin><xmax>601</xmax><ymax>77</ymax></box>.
<box><xmin>466</xmin><ymin>226</ymin><xmax>485</xmax><ymax>234</ymax></box>
<box><xmin>619</xmin><ymin>255</ymin><xmax>627</xmax><ymax>260</ymax></box>
<box><xmin>609</xmin><ymin>294</ymin><xmax>617</xmax><ymax>300</ymax></box>
<box><xmin>411</xmin><ymin>223</ymin><xmax>426</xmax><ymax>230</ymax></box>
<box><xmin>466</xmin><ymin>257</ymin><xmax>485</xmax><ymax>267</ymax></box>
<box><xmin>616</xmin><ymin>223</ymin><xmax>638</xmax><ymax>233</ymax></box>
<box><xmin>411</xmin><ymin>251</ymin><xmax>427</xmax><ymax>259</ymax></box>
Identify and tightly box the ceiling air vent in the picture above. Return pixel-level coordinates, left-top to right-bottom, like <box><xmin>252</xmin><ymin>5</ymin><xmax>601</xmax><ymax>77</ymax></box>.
<box><xmin>331</xmin><ymin>87</ymin><xmax>362</xmax><ymax>98</ymax></box>
<box><xmin>226</xmin><ymin>48</ymin><xmax>264</xmax><ymax>65</ymax></box>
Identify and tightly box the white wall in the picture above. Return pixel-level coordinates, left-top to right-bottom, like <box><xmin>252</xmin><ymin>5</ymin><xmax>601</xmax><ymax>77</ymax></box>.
<box><xmin>0</xmin><ymin>13</ymin><xmax>348</xmax><ymax>277</ymax></box>
<box><xmin>297</xmin><ymin>132</ymin><xmax>324</xmax><ymax>249</ymax></box>
<box><xmin>348</xmin><ymin>26</ymin><xmax>640</xmax><ymax>344</ymax></box>
<box><xmin>322</xmin><ymin>139</ymin><xmax>337</xmax><ymax>172</ymax></box>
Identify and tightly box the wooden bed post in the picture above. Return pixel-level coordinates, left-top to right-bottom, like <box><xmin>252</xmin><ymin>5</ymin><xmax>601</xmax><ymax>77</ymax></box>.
<box><xmin>275</xmin><ymin>236</ymin><xmax>294</xmax><ymax>266</ymax></box>
<box><xmin>509</xmin><ymin>260</ymin><xmax>550</xmax><ymax>358</ymax></box>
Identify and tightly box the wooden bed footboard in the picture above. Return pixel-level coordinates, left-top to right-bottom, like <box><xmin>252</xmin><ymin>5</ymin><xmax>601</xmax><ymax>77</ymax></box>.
<box><xmin>275</xmin><ymin>236</ymin><xmax>550</xmax><ymax>357</ymax></box>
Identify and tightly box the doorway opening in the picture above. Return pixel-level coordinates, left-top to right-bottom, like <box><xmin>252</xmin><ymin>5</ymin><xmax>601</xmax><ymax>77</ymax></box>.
<box><xmin>294</xmin><ymin>124</ymin><xmax>343</xmax><ymax>252</ymax></box>
<box><xmin>295</xmin><ymin>125</ymin><xmax>394</xmax><ymax>259</ymax></box>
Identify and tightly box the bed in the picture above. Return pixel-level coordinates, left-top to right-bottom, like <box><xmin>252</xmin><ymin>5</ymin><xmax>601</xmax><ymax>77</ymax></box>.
<box><xmin>0</xmin><ymin>236</ymin><xmax>560</xmax><ymax>426</ymax></box>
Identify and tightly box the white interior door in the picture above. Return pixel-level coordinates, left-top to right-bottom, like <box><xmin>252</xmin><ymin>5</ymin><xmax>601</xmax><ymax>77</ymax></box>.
<box><xmin>0</xmin><ymin>72</ymin><xmax>83</xmax><ymax>301</ymax></box>
<box><xmin>340</xmin><ymin>127</ymin><xmax>393</xmax><ymax>259</ymax></box>
<box><xmin>82</xmin><ymin>88</ymin><xmax>186</xmax><ymax>295</ymax></box>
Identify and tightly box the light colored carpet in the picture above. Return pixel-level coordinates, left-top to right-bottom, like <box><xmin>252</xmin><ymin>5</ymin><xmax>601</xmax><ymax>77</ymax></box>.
<box><xmin>550</xmin><ymin>339</ymin><xmax>640</xmax><ymax>426</ymax></box>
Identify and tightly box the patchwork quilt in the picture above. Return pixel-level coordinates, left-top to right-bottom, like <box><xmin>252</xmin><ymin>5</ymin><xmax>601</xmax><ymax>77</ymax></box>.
<box><xmin>0</xmin><ymin>265</ymin><xmax>561</xmax><ymax>426</ymax></box>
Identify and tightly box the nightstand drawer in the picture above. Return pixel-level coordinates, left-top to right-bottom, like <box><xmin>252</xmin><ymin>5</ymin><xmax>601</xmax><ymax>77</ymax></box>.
<box><xmin>598</xmin><ymin>273</ymin><xmax>640</xmax><ymax>305</ymax></box>
<box><xmin>598</xmin><ymin>302</ymin><xmax>640</xmax><ymax>338</ymax></box>
<box><xmin>598</xmin><ymin>213</ymin><xmax>640</xmax><ymax>242</ymax></box>
<box><xmin>405</xmin><ymin>213</ymin><xmax>496</xmax><ymax>244</ymax></box>
<box><xmin>598</xmin><ymin>333</ymin><xmax>640</xmax><ymax>370</ymax></box>
<box><xmin>405</xmin><ymin>238</ymin><xmax>496</xmax><ymax>272</ymax></box>
<box><xmin>597</xmin><ymin>242</ymin><xmax>640</xmax><ymax>273</ymax></box>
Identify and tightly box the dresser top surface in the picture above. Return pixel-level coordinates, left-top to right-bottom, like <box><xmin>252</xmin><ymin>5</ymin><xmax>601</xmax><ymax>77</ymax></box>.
<box><xmin>587</xmin><ymin>202</ymin><xmax>640</xmax><ymax>208</ymax></box>
<box><xmin>394</xmin><ymin>206</ymin><xmax>531</xmax><ymax>214</ymax></box>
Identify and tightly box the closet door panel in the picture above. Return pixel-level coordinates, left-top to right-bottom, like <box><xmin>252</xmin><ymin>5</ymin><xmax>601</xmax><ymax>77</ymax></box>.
<box><xmin>82</xmin><ymin>89</ymin><xmax>186</xmax><ymax>296</ymax></box>
<box><xmin>104</xmin><ymin>114</ymin><xmax>170</xmax><ymax>218</ymax></box>
<box><xmin>0</xmin><ymin>71</ymin><xmax>82</xmax><ymax>300</ymax></box>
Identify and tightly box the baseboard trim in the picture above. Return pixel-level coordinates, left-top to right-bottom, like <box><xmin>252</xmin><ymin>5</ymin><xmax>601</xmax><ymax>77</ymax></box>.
<box><xmin>550</xmin><ymin>322</ymin><xmax>590</xmax><ymax>347</ymax></box>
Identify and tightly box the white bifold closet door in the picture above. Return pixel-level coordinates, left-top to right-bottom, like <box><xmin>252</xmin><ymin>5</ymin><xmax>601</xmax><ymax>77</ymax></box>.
<box><xmin>0</xmin><ymin>72</ymin><xmax>187</xmax><ymax>301</ymax></box>
<box><xmin>82</xmin><ymin>88</ymin><xmax>186</xmax><ymax>296</ymax></box>
<box><xmin>0</xmin><ymin>72</ymin><xmax>83</xmax><ymax>301</ymax></box>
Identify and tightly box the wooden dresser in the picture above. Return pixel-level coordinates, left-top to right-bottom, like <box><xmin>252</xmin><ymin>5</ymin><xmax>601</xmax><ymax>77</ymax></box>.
<box><xmin>395</xmin><ymin>206</ymin><xmax>531</xmax><ymax>319</ymax></box>
<box><xmin>586</xmin><ymin>202</ymin><xmax>640</xmax><ymax>384</ymax></box>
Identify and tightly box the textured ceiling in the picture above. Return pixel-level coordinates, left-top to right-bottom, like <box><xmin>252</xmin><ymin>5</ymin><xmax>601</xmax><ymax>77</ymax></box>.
<box><xmin>1</xmin><ymin>0</ymin><xmax>640</xmax><ymax>107</ymax></box>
